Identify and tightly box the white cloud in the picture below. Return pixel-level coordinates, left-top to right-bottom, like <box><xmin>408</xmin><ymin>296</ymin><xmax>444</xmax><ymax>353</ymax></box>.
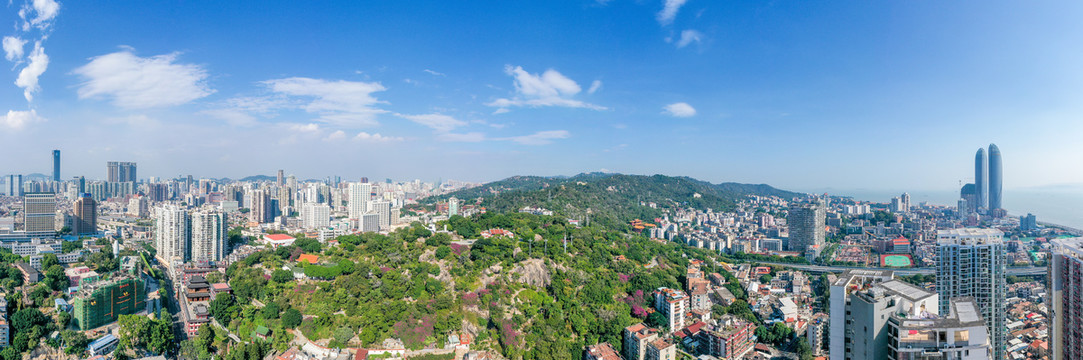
<box><xmin>14</xmin><ymin>41</ymin><xmax>47</xmax><ymax>101</ymax></box>
<box><xmin>657</xmin><ymin>0</ymin><xmax>688</xmax><ymax>25</ymax></box>
<box><xmin>396</xmin><ymin>113</ymin><xmax>466</xmax><ymax>132</ymax></box>
<box><xmin>0</xmin><ymin>109</ymin><xmax>44</xmax><ymax>130</ymax></box>
<box><xmin>588</xmin><ymin>80</ymin><xmax>602</xmax><ymax>94</ymax></box>
<box><xmin>325</xmin><ymin>130</ymin><xmax>346</xmax><ymax>141</ymax></box>
<box><xmin>289</xmin><ymin>123</ymin><xmax>320</xmax><ymax>133</ymax></box>
<box><xmin>354</xmin><ymin>131</ymin><xmax>404</xmax><ymax>142</ymax></box>
<box><xmin>487</xmin><ymin>65</ymin><xmax>606</xmax><ymax>112</ymax></box>
<box><xmin>3</xmin><ymin>36</ymin><xmax>26</xmax><ymax>61</ymax></box>
<box><xmin>676</xmin><ymin>30</ymin><xmax>703</xmax><ymax>48</ymax></box>
<box><xmin>438</xmin><ymin>132</ymin><xmax>486</xmax><ymax>142</ymax></box>
<box><xmin>263</xmin><ymin>77</ymin><xmax>387</xmax><ymax>127</ymax></box>
<box><xmin>663</xmin><ymin>102</ymin><xmax>696</xmax><ymax>117</ymax></box>
<box><xmin>201</xmin><ymin>96</ymin><xmax>289</xmax><ymax>127</ymax></box>
<box><xmin>200</xmin><ymin>109</ymin><xmax>257</xmax><ymax>127</ymax></box>
<box><xmin>423</xmin><ymin>69</ymin><xmax>445</xmax><ymax>76</ymax></box>
<box><xmin>505</xmin><ymin>130</ymin><xmax>570</xmax><ymax>145</ymax></box>
<box><xmin>27</xmin><ymin>0</ymin><xmax>60</xmax><ymax>29</ymax></box>
<box><xmin>73</xmin><ymin>49</ymin><xmax>213</xmax><ymax>108</ymax></box>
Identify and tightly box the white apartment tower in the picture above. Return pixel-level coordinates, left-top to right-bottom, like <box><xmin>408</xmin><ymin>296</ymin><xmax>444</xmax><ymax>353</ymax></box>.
<box><xmin>154</xmin><ymin>205</ymin><xmax>190</xmax><ymax>266</ymax></box>
<box><xmin>370</xmin><ymin>200</ymin><xmax>391</xmax><ymax>231</ymax></box>
<box><xmin>653</xmin><ymin>288</ymin><xmax>688</xmax><ymax>333</ymax></box>
<box><xmin>348</xmin><ymin>182</ymin><xmax>371</xmax><ymax>223</ymax></box>
<box><xmin>190</xmin><ymin>210</ymin><xmax>227</xmax><ymax>263</ymax></box>
<box><xmin>936</xmin><ymin>228</ymin><xmax>1006</xmax><ymax>360</ymax></box>
<box><xmin>303</xmin><ymin>203</ymin><xmax>331</xmax><ymax>229</ymax></box>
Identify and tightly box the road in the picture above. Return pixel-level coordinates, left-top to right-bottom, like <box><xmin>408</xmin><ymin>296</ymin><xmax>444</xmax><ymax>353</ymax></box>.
<box><xmin>747</xmin><ymin>262</ymin><xmax>1047</xmax><ymax>276</ymax></box>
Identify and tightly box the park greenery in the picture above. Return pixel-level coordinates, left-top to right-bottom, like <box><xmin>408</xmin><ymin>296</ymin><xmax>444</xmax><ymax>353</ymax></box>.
<box><xmin>190</xmin><ymin>210</ymin><xmax>746</xmax><ymax>360</ymax></box>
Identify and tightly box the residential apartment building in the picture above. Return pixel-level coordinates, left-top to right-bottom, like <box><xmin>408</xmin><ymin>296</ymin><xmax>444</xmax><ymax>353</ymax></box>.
<box><xmin>936</xmin><ymin>228</ymin><xmax>1006</xmax><ymax>360</ymax></box>
<box><xmin>1051</xmin><ymin>237</ymin><xmax>1083</xmax><ymax>360</ymax></box>
<box><xmin>654</xmin><ymin>287</ymin><xmax>688</xmax><ymax>333</ymax></box>
<box><xmin>888</xmin><ymin>297</ymin><xmax>991</xmax><ymax>360</ymax></box>
<box><xmin>829</xmin><ymin>269</ymin><xmax>895</xmax><ymax>360</ymax></box>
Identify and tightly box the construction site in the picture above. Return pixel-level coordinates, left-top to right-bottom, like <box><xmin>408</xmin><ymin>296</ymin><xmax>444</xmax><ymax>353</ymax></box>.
<box><xmin>72</xmin><ymin>275</ymin><xmax>147</xmax><ymax>330</ymax></box>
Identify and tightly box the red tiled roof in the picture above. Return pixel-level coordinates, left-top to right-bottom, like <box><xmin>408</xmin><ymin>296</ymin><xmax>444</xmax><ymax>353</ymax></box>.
<box><xmin>297</xmin><ymin>254</ymin><xmax>319</xmax><ymax>264</ymax></box>
<box><xmin>265</xmin><ymin>234</ymin><xmax>295</xmax><ymax>241</ymax></box>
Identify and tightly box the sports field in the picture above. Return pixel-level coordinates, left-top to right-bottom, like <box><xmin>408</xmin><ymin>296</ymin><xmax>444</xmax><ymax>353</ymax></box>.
<box><xmin>880</xmin><ymin>254</ymin><xmax>913</xmax><ymax>267</ymax></box>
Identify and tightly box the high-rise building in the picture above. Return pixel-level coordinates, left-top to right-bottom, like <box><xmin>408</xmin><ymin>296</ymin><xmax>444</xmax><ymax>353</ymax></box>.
<box><xmin>370</xmin><ymin>200</ymin><xmax>391</xmax><ymax>231</ymax></box>
<box><xmin>23</xmin><ymin>192</ymin><xmax>56</xmax><ymax>233</ymax></box>
<box><xmin>7</xmin><ymin>175</ymin><xmax>13</xmax><ymax>196</ymax></box>
<box><xmin>128</xmin><ymin>196</ymin><xmax>148</xmax><ymax>218</ymax></box>
<box><xmin>787</xmin><ymin>202</ymin><xmax>825</xmax><ymax>253</ymax></box>
<box><xmin>936</xmin><ymin>228</ymin><xmax>1006</xmax><ymax>360</ymax></box>
<box><xmin>846</xmin><ymin>280</ymin><xmax>940</xmax><ymax>360</ymax></box>
<box><xmin>1050</xmin><ymin>237</ymin><xmax>1083</xmax><ymax>360</ymax></box>
<box><xmin>303</xmin><ymin>203</ymin><xmax>331</xmax><ymax>229</ymax></box>
<box><xmin>348</xmin><ymin>182</ymin><xmax>371</xmax><ymax>222</ymax></box>
<box><xmin>887</xmin><ymin>297</ymin><xmax>991</xmax><ymax>360</ymax></box>
<box><xmin>988</xmin><ymin>143</ymin><xmax>1002</xmax><ymax>211</ymax></box>
<box><xmin>1020</xmin><ymin>213</ymin><xmax>1037</xmax><ymax>231</ymax></box>
<box><xmin>74</xmin><ymin>176</ymin><xmax>86</xmax><ymax>194</ymax></box>
<box><xmin>653</xmin><ymin>287</ymin><xmax>687</xmax><ymax>333</ymax></box>
<box><xmin>250</xmin><ymin>189</ymin><xmax>273</xmax><ymax>224</ymax></box>
<box><xmin>190</xmin><ymin>210</ymin><xmax>227</xmax><ymax>263</ymax></box>
<box><xmin>106</xmin><ymin>162</ymin><xmax>137</xmax><ymax>183</ymax></box>
<box><xmin>829</xmin><ymin>269</ymin><xmax>896</xmax><ymax>360</ymax></box>
<box><xmin>975</xmin><ymin>148</ymin><xmax>986</xmax><ymax>210</ymax></box>
<box><xmin>73</xmin><ymin>193</ymin><xmax>97</xmax><ymax>235</ymax></box>
<box><xmin>52</xmin><ymin>150</ymin><xmax>60</xmax><ymax>182</ymax></box>
<box><xmin>360</xmin><ymin>213</ymin><xmax>379</xmax><ymax>233</ymax></box>
<box><xmin>155</xmin><ymin>205</ymin><xmax>191</xmax><ymax>266</ymax></box>
<box><xmin>449</xmin><ymin>196</ymin><xmax>460</xmax><ymax>216</ymax></box>
<box><xmin>277</xmin><ymin>169</ymin><xmax>284</xmax><ymax>187</ymax></box>
<box><xmin>959</xmin><ymin>183</ymin><xmax>977</xmax><ymax>214</ymax></box>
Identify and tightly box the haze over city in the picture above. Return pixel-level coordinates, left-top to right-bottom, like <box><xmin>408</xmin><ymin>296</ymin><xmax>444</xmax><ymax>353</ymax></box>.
<box><xmin>1</xmin><ymin>1</ymin><xmax>1083</xmax><ymax>193</ymax></box>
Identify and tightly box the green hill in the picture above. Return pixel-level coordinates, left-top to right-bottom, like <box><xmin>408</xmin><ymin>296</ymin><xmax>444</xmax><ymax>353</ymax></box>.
<box><xmin>426</xmin><ymin>173</ymin><xmax>803</xmax><ymax>226</ymax></box>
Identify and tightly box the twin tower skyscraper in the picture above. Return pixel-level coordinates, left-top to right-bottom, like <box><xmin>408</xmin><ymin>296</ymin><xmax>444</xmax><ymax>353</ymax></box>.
<box><xmin>971</xmin><ymin>144</ymin><xmax>1003</xmax><ymax>213</ymax></box>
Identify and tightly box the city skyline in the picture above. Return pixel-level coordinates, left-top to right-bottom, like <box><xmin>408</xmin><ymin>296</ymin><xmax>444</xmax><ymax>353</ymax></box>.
<box><xmin>0</xmin><ymin>1</ymin><xmax>1082</xmax><ymax>191</ymax></box>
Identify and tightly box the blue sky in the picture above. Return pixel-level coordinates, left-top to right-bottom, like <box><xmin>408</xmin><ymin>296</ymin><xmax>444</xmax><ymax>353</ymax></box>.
<box><xmin>2</xmin><ymin>0</ymin><xmax>1083</xmax><ymax>194</ymax></box>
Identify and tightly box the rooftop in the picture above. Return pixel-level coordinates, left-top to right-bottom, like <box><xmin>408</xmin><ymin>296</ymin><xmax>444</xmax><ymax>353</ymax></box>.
<box><xmin>938</xmin><ymin>228</ymin><xmax>1004</xmax><ymax>245</ymax></box>
<box><xmin>832</xmin><ymin>269</ymin><xmax>893</xmax><ymax>287</ymax></box>
<box><xmin>877</xmin><ymin>280</ymin><xmax>936</xmax><ymax>302</ymax></box>
<box><xmin>584</xmin><ymin>343</ymin><xmax>621</xmax><ymax>360</ymax></box>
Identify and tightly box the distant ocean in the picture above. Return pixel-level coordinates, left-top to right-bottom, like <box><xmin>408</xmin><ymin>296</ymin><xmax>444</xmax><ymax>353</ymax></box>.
<box><xmin>799</xmin><ymin>187</ymin><xmax>1083</xmax><ymax>230</ymax></box>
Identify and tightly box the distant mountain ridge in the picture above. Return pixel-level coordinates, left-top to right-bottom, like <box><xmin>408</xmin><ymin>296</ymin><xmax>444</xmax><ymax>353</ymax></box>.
<box><xmin>426</xmin><ymin>172</ymin><xmax>804</xmax><ymax>226</ymax></box>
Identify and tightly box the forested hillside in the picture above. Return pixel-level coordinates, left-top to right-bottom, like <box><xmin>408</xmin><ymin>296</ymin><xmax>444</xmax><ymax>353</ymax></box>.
<box><xmin>425</xmin><ymin>173</ymin><xmax>803</xmax><ymax>227</ymax></box>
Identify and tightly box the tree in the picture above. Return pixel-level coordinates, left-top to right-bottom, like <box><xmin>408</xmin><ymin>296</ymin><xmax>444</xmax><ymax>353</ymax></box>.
<box><xmin>281</xmin><ymin>308</ymin><xmax>302</xmax><ymax>329</ymax></box>
<box><xmin>11</xmin><ymin>308</ymin><xmax>48</xmax><ymax>333</ymax></box>
<box><xmin>196</xmin><ymin>325</ymin><xmax>215</xmax><ymax>354</ymax></box>
<box><xmin>61</xmin><ymin>330</ymin><xmax>89</xmax><ymax>355</ymax></box>
<box><xmin>426</xmin><ymin>233</ymin><xmax>452</xmax><ymax>247</ymax></box>
<box><xmin>645</xmin><ymin>312</ymin><xmax>667</xmax><ymax>331</ymax></box>
<box><xmin>42</xmin><ymin>253</ymin><xmax>60</xmax><ymax>269</ymax></box>
<box><xmin>271</xmin><ymin>269</ymin><xmax>293</xmax><ymax>283</ymax></box>
<box><xmin>436</xmin><ymin>246</ymin><xmax>452</xmax><ymax>259</ymax></box>
<box><xmin>759</xmin><ymin>274</ymin><xmax>773</xmax><ymax>284</ymax></box>
<box><xmin>45</xmin><ymin>265</ymin><xmax>68</xmax><ymax>291</ymax></box>
<box><xmin>262</xmin><ymin>302</ymin><xmax>281</xmax><ymax>319</ymax></box>
<box><xmin>210</xmin><ymin>293</ymin><xmax>236</xmax><ymax>325</ymax></box>
<box><xmin>148</xmin><ymin>316</ymin><xmax>175</xmax><ymax>354</ymax></box>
